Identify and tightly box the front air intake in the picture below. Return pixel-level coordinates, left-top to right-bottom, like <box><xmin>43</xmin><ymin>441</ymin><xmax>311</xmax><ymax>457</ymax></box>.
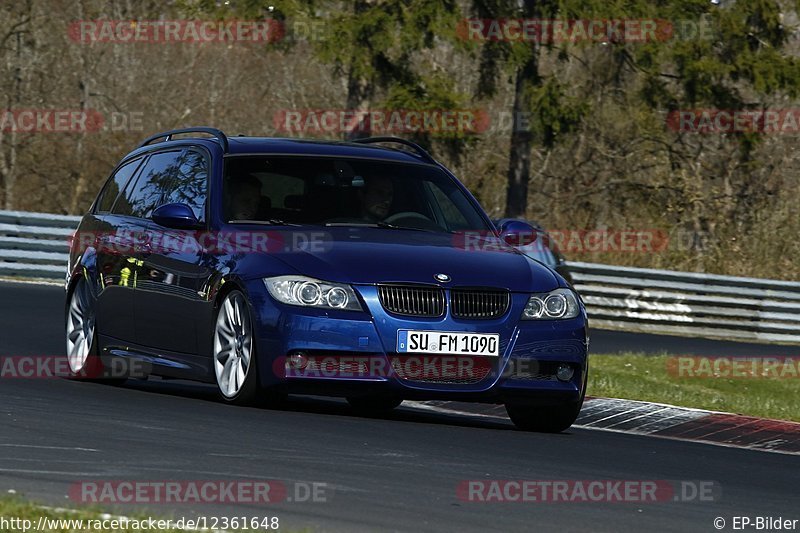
<box><xmin>378</xmin><ymin>285</ymin><xmax>446</xmax><ymax>318</ymax></box>
<box><xmin>450</xmin><ymin>289</ymin><xmax>510</xmax><ymax>319</ymax></box>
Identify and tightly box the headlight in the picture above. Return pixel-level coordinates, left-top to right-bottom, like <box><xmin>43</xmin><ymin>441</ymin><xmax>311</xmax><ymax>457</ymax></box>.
<box><xmin>264</xmin><ymin>276</ymin><xmax>363</xmax><ymax>311</ymax></box>
<box><xmin>522</xmin><ymin>288</ymin><xmax>580</xmax><ymax>320</ymax></box>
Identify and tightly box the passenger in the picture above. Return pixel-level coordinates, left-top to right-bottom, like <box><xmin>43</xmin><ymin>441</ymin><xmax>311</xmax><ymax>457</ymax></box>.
<box><xmin>228</xmin><ymin>174</ymin><xmax>262</xmax><ymax>221</ymax></box>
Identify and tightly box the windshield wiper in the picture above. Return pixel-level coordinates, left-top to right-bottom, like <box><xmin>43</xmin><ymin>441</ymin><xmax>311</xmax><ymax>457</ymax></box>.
<box><xmin>375</xmin><ymin>222</ymin><xmax>436</xmax><ymax>232</ymax></box>
<box><xmin>324</xmin><ymin>221</ymin><xmax>437</xmax><ymax>233</ymax></box>
<box><xmin>228</xmin><ymin>219</ymin><xmax>303</xmax><ymax>226</ymax></box>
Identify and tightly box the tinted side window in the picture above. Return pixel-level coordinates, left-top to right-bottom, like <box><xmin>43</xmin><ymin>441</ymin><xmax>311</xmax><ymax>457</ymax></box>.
<box><xmin>112</xmin><ymin>151</ymin><xmax>181</xmax><ymax>218</ymax></box>
<box><xmin>161</xmin><ymin>150</ymin><xmax>208</xmax><ymax>222</ymax></box>
<box><xmin>96</xmin><ymin>158</ymin><xmax>142</xmax><ymax>213</ymax></box>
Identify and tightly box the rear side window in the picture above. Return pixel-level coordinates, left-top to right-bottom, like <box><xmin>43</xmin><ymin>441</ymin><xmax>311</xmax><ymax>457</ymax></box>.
<box><xmin>95</xmin><ymin>158</ymin><xmax>142</xmax><ymax>213</ymax></box>
<box><xmin>112</xmin><ymin>151</ymin><xmax>182</xmax><ymax>219</ymax></box>
<box><xmin>161</xmin><ymin>150</ymin><xmax>208</xmax><ymax>222</ymax></box>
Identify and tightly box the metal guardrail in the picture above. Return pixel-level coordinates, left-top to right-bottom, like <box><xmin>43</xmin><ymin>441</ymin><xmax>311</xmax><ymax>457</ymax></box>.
<box><xmin>0</xmin><ymin>210</ymin><xmax>79</xmax><ymax>280</ymax></box>
<box><xmin>569</xmin><ymin>261</ymin><xmax>800</xmax><ymax>344</ymax></box>
<box><xmin>0</xmin><ymin>209</ymin><xmax>798</xmax><ymax>344</ymax></box>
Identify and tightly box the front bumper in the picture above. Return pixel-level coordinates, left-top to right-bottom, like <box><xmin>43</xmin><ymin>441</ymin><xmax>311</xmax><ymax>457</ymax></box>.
<box><xmin>245</xmin><ymin>279</ymin><xmax>588</xmax><ymax>404</ymax></box>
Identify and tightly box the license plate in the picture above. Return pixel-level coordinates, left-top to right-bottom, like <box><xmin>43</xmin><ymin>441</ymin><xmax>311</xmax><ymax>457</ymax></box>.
<box><xmin>396</xmin><ymin>330</ymin><xmax>500</xmax><ymax>356</ymax></box>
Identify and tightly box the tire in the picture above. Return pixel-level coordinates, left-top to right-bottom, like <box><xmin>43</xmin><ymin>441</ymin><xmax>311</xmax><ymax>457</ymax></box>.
<box><xmin>347</xmin><ymin>395</ymin><xmax>403</xmax><ymax>415</ymax></box>
<box><xmin>213</xmin><ymin>290</ymin><xmax>261</xmax><ymax>405</ymax></box>
<box><xmin>505</xmin><ymin>400</ymin><xmax>583</xmax><ymax>433</ymax></box>
<box><xmin>505</xmin><ymin>367</ymin><xmax>588</xmax><ymax>433</ymax></box>
<box><xmin>65</xmin><ymin>277</ymin><xmax>126</xmax><ymax>384</ymax></box>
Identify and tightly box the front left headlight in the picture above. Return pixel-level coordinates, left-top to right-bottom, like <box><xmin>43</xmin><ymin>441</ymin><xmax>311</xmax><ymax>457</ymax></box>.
<box><xmin>264</xmin><ymin>275</ymin><xmax>363</xmax><ymax>311</ymax></box>
<box><xmin>522</xmin><ymin>288</ymin><xmax>580</xmax><ymax>320</ymax></box>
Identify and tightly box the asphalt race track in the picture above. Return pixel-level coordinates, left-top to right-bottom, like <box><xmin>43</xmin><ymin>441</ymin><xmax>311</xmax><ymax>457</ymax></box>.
<box><xmin>1</xmin><ymin>281</ymin><xmax>798</xmax><ymax>532</ymax></box>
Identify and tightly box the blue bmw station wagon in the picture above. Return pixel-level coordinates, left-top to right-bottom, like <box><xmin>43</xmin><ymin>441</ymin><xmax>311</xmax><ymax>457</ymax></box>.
<box><xmin>66</xmin><ymin>127</ymin><xmax>588</xmax><ymax>432</ymax></box>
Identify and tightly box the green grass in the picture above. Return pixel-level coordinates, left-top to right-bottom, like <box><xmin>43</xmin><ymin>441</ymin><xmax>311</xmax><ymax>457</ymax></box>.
<box><xmin>0</xmin><ymin>498</ymin><xmax>182</xmax><ymax>532</ymax></box>
<box><xmin>588</xmin><ymin>353</ymin><xmax>800</xmax><ymax>422</ymax></box>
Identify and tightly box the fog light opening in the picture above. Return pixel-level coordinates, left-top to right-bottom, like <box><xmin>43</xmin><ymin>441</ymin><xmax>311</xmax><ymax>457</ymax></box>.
<box><xmin>556</xmin><ymin>363</ymin><xmax>574</xmax><ymax>382</ymax></box>
<box><xmin>288</xmin><ymin>352</ymin><xmax>309</xmax><ymax>370</ymax></box>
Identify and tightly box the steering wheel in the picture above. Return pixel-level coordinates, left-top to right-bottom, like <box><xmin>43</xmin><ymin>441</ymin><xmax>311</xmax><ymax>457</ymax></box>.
<box><xmin>385</xmin><ymin>211</ymin><xmax>432</xmax><ymax>224</ymax></box>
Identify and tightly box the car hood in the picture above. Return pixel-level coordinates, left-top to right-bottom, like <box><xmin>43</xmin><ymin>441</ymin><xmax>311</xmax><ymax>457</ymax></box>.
<box><xmin>262</xmin><ymin>227</ymin><xmax>559</xmax><ymax>292</ymax></box>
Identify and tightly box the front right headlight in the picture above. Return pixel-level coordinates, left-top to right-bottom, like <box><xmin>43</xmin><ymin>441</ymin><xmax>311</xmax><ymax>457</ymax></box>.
<box><xmin>521</xmin><ymin>288</ymin><xmax>580</xmax><ymax>320</ymax></box>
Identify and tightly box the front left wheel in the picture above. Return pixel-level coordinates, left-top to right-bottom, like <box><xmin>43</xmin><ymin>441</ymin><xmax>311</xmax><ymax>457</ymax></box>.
<box><xmin>347</xmin><ymin>395</ymin><xmax>403</xmax><ymax>415</ymax></box>
<box><xmin>505</xmin><ymin>368</ymin><xmax>588</xmax><ymax>433</ymax></box>
<box><xmin>505</xmin><ymin>400</ymin><xmax>583</xmax><ymax>433</ymax></box>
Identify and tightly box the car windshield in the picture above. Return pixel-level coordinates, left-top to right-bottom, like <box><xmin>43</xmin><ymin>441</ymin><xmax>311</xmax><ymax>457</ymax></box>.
<box><xmin>223</xmin><ymin>156</ymin><xmax>492</xmax><ymax>233</ymax></box>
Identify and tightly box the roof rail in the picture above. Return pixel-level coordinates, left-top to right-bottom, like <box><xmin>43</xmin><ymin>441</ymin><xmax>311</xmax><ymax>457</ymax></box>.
<box><xmin>138</xmin><ymin>127</ymin><xmax>229</xmax><ymax>152</ymax></box>
<box><xmin>350</xmin><ymin>136</ymin><xmax>435</xmax><ymax>164</ymax></box>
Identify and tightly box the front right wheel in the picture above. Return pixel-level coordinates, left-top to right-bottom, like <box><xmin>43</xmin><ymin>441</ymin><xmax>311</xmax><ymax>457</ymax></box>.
<box><xmin>213</xmin><ymin>290</ymin><xmax>260</xmax><ymax>404</ymax></box>
<box><xmin>66</xmin><ymin>277</ymin><xmax>102</xmax><ymax>380</ymax></box>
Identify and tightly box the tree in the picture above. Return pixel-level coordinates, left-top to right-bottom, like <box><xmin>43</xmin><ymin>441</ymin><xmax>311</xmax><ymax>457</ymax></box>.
<box><xmin>0</xmin><ymin>1</ymin><xmax>35</xmax><ymax>210</ymax></box>
<box><xmin>295</xmin><ymin>0</ymin><xmax>463</xmax><ymax>140</ymax></box>
<box><xmin>466</xmin><ymin>0</ymin><xmax>586</xmax><ymax>218</ymax></box>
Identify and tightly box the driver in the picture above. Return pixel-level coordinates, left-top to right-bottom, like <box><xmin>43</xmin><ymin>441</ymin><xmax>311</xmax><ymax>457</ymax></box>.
<box><xmin>359</xmin><ymin>175</ymin><xmax>394</xmax><ymax>222</ymax></box>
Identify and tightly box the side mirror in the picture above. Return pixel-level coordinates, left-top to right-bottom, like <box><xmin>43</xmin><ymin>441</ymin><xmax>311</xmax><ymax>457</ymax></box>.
<box><xmin>497</xmin><ymin>219</ymin><xmax>536</xmax><ymax>247</ymax></box>
<box><xmin>152</xmin><ymin>203</ymin><xmax>199</xmax><ymax>229</ymax></box>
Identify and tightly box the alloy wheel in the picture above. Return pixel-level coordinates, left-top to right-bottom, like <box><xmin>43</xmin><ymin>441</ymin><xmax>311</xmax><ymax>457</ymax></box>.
<box><xmin>66</xmin><ymin>279</ymin><xmax>95</xmax><ymax>374</ymax></box>
<box><xmin>213</xmin><ymin>291</ymin><xmax>253</xmax><ymax>398</ymax></box>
